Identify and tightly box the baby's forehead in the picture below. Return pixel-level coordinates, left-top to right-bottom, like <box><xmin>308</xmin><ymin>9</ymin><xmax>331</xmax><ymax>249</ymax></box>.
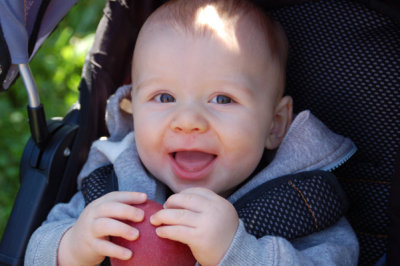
<box><xmin>140</xmin><ymin>4</ymin><xmax>271</xmax><ymax>55</ymax></box>
<box><xmin>139</xmin><ymin>0</ymin><xmax>286</xmax><ymax>59</ymax></box>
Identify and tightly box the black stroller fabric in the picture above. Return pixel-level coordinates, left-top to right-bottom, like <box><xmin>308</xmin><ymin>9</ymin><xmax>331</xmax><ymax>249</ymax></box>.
<box><xmin>264</xmin><ymin>0</ymin><xmax>400</xmax><ymax>264</ymax></box>
<box><xmin>234</xmin><ymin>171</ymin><xmax>348</xmax><ymax>241</ymax></box>
<box><xmin>388</xmin><ymin>151</ymin><xmax>400</xmax><ymax>266</ymax></box>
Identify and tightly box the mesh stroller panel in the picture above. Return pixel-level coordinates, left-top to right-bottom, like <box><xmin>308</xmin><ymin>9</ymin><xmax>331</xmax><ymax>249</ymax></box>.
<box><xmin>267</xmin><ymin>0</ymin><xmax>400</xmax><ymax>265</ymax></box>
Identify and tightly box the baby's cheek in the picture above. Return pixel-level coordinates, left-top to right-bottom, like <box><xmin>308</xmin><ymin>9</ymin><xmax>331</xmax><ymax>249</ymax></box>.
<box><xmin>226</xmin><ymin>142</ymin><xmax>264</xmax><ymax>175</ymax></box>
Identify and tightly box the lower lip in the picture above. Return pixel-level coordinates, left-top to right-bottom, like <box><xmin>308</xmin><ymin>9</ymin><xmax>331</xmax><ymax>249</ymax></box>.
<box><xmin>168</xmin><ymin>153</ymin><xmax>216</xmax><ymax>180</ymax></box>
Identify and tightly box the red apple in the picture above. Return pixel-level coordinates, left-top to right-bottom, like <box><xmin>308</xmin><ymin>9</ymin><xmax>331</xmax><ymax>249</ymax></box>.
<box><xmin>110</xmin><ymin>199</ymin><xmax>196</xmax><ymax>266</ymax></box>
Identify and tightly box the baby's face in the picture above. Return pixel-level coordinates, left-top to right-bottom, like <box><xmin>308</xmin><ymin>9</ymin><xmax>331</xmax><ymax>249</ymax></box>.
<box><xmin>131</xmin><ymin>24</ymin><xmax>282</xmax><ymax>196</ymax></box>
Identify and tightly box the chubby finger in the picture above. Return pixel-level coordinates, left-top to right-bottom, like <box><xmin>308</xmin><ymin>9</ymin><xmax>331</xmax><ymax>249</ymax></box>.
<box><xmin>93</xmin><ymin>217</ymin><xmax>139</xmax><ymax>240</ymax></box>
<box><xmin>163</xmin><ymin>192</ymin><xmax>206</xmax><ymax>212</ymax></box>
<box><xmin>98</xmin><ymin>191</ymin><xmax>147</xmax><ymax>204</ymax></box>
<box><xmin>93</xmin><ymin>239</ymin><xmax>132</xmax><ymax>261</ymax></box>
<box><xmin>179</xmin><ymin>187</ymin><xmax>216</xmax><ymax>198</ymax></box>
<box><xmin>150</xmin><ymin>208</ymin><xmax>197</xmax><ymax>227</ymax></box>
<box><xmin>93</xmin><ymin>201</ymin><xmax>145</xmax><ymax>222</ymax></box>
<box><xmin>155</xmin><ymin>225</ymin><xmax>194</xmax><ymax>245</ymax></box>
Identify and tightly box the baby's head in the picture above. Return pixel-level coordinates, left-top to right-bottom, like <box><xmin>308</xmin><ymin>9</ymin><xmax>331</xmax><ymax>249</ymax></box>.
<box><xmin>133</xmin><ymin>0</ymin><xmax>289</xmax><ymax>98</ymax></box>
<box><xmin>129</xmin><ymin>0</ymin><xmax>293</xmax><ymax>196</ymax></box>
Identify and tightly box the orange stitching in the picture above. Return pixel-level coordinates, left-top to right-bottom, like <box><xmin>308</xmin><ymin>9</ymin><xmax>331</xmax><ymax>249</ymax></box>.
<box><xmin>356</xmin><ymin>231</ymin><xmax>388</xmax><ymax>239</ymax></box>
<box><xmin>289</xmin><ymin>180</ymin><xmax>318</xmax><ymax>230</ymax></box>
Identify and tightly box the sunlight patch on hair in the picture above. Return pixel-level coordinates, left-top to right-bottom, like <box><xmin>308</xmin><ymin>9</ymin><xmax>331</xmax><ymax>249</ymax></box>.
<box><xmin>195</xmin><ymin>4</ymin><xmax>239</xmax><ymax>52</ymax></box>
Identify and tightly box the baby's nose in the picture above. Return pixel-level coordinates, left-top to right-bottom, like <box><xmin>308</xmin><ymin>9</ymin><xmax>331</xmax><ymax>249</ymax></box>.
<box><xmin>170</xmin><ymin>106</ymin><xmax>209</xmax><ymax>133</ymax></box>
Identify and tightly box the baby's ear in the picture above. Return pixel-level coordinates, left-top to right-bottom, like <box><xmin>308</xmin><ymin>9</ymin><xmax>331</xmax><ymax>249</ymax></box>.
<box><xmin>265</xmin><ymin>95</ymin><xmax>293</xmax><ymax>150</ymax></box>
<box><xmin>119</xmin><ymin>97</ymin><xmax>133</xmax><ymax>115</ymax></box>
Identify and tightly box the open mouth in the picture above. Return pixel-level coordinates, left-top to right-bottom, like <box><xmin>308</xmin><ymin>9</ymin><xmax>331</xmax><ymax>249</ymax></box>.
<box><xmin>169</xmin><ymin>151</ymin><xmax>217</xmax><ymax>180</ymax></box>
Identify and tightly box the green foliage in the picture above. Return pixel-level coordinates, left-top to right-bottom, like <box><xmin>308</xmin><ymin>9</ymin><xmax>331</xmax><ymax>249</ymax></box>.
<box><xmin>0</xmin><ymin>0</ymin><xmax>105</xmax><ymax>238</ymax></box>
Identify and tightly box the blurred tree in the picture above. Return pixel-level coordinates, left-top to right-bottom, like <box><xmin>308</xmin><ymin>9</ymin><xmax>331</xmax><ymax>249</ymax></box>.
<box><xmin>0</xmin><ymin>0</ymin><xmax>105</xmax><ymax>238</ymax></box>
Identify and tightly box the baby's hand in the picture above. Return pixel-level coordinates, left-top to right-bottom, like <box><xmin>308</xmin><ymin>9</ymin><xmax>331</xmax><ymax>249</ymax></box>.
<box><xmin>58</xmin><ymin>191</ymin><xmax>147</xmax><ymax>266</ymax></box>
<box><xmin>150</xmin><ymin>187</ymin><xmax>239</xmax><ymax>266</ymax></box>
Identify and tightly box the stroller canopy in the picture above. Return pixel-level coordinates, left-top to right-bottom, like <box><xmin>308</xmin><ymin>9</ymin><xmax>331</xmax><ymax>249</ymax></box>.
<box><xmin>0</xmin><ymin>0</ymin><xmax>78</xmax><ymax>90</ymax></box>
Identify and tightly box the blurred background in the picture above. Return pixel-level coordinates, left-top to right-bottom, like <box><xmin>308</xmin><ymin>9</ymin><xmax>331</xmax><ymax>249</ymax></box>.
<box><xmin>0</xmin><ymin>0</ymin><xmax>106</xmax><ymax>238</ymax></box>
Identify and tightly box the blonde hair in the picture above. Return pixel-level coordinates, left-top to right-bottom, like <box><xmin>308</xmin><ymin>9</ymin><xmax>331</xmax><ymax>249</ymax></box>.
<box><xmin>137</xmin><ymin>0</ymin><xmax>288</xmax><ymax>93</ymax></box>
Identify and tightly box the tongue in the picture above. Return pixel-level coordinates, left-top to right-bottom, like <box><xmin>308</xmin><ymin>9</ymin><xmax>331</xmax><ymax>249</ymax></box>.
<box><xmin>174</xmin><ymin>151</ymin><xmax>215</xmax><ymax>172</ymax></box>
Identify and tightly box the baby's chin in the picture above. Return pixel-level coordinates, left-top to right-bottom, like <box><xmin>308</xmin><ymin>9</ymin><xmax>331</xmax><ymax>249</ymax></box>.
<box><xmin>167</xmin><ymin>182</ymin><xmax>201</xmax><ymax>194</ymax></box>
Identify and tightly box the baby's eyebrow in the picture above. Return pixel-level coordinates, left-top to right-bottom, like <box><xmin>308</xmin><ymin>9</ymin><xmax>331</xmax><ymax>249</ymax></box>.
<box><xmin>212</xmin><ymin>79</ymin><xmax>254</xmax><ymax>95</ymax></box>
<box><xmin>133</xmin><ymin>77</ymin><xmax>255</xmax><ymax>97</ymax></box>
<box><xmin>134</xmin><ymin>77</ymin><xmax>167</xmax><ymax>91</ymax></box>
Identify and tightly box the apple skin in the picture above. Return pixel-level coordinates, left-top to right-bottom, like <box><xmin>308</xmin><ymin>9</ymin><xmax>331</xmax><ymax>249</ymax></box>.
<box><xmin>110</xmin><ymin>199</ymin><xmax>196</xmax><ymax>266</ymax></box>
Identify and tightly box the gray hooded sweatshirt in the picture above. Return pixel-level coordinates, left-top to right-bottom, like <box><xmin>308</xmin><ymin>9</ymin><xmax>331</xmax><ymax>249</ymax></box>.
<box><xmin>25</xmin><ymin>85</ymin><xmax>359</xmax><ymax>265</ymax></box>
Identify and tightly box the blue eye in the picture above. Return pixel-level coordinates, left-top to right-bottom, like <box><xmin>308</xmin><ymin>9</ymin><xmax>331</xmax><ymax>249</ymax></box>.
<box><xmin>154</xmin><ymin>93</ymin><xmax>175</xmax><ymax>103</ymax></box>
<box><xmin>211</xmin><ymin>95</ymin><xmax>233</xmax><ymax>104</ymax></box>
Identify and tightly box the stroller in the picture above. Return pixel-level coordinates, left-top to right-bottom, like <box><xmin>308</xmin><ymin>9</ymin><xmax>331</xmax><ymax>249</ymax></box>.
<box><xmin>0</xmin><ymin>0</ymin><xmax>399</xmax><ymax>265</ymax></box>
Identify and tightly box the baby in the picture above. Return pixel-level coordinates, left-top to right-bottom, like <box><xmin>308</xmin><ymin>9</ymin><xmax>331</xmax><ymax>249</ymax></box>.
<box><xmin>26</xmin><ymin>0</ymin><xmax>359</xmax><ymax>265</ymax></box>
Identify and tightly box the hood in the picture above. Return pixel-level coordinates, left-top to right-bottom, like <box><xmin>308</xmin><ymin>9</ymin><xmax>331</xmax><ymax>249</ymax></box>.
<box><xmin>228</xmin><ymin>111</ymin><xmax>356</xmax><ymax>203</ymax></box>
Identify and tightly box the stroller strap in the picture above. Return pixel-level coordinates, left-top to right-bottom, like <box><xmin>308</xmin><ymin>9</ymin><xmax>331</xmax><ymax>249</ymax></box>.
<box><xmin>81</xmin><ymin>166</ymin><xmax>347</xmax><ymax>242</ymax></box>
<box><xmin>81</xmin><ymin>164</ymin><xmax>119</xmax><ymax>206</ymax></box>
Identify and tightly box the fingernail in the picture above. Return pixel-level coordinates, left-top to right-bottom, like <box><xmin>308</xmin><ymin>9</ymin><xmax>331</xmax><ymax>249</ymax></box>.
<box><xmin>155</xmin><ymin>227</ymin><xmax>163</xmax><ymax>237</ymax></box>
<box><xmin>130</xmin><ymin>229</ymin><xmax>139</xmax><ymax>240</ymax></box>
<box><xmin>123</xmin><ymin>249</ymin><xmax>132</xmax><ymax>259</ymax></box>
<box><xmin>136</xmin><ymin>208</ymin><xmax>144</xmax><ymax>217</ymax></box>
<box><xmin>149</xmin><ymin>215</ymin><xmax>158</xmax><ymax>225</ymax></box>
